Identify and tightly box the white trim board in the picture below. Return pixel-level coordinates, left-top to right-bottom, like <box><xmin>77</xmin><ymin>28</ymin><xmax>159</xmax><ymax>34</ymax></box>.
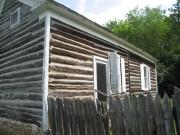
<box><xmin>93</xmin><ymin>56</ymin><xmax>109</xmax><ymax>100</ymax></box>
<box><xmin>41</xmin><ymin>12</ymin><xmax>50</xmax><ymax>132</ymax></box>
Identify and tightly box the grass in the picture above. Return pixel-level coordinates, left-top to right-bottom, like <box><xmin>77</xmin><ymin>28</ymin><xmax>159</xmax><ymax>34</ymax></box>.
<box><xmin>0</xmin><ymin>130</ymin><xmax>9</xmax><ymax>135</ymax></box>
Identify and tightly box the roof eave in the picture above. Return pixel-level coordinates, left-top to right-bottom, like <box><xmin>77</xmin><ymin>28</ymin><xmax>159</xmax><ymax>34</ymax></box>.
<box><xmin>43</xmin><ymin>1</ymin><xmax>157</xmax><ymax>63</ymax></box>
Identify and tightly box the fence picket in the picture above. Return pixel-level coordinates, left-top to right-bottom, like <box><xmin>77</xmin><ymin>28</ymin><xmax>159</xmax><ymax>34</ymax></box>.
<box><xmin>146</xmin><ymin>92</ymin><xmax>156</xmax><ymax>135</ymax></box>
<box><xmin>48</xmin><ymin>92</ymin><xmax>179</xmax><ymax>135</ymax></box>
<box><xmin>131</xmin><ymin>94</ymin><xmax>140</xmax><ymax>135</ymax></box>
<box><xmin>154</xmin><ymin>94</ymin><xmax>166</xmax><ymax>135</ymax></box>
<box><xmin>163</xmin><ymin>93</ymin><xmax>176</xmax><ymax>135</ymax></box>
<box><xmin>124</xmin><ymin>94</ymin><xmax>133</xmax><ymax>135</ymax></box>
<box><xmin>138</xmin><ymin>94</ymin><xmax>149</xmax><ymax>135</ymax></box>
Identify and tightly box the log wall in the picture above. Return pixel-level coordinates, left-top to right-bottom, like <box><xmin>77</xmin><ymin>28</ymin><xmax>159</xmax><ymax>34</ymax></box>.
<box><xmin>0</xmin><ymin>0</ymin><xmax>45</xmax><ymax>126</ymax></box>
<box><xmin>129</xmin><ymin>54</ymin><xmax>157</xmax><ymax>93</ymax></box>
<box><xmin>49</xmin><ymin>18</ymin><xmax>157</xmax><ymax>97</ymax></box>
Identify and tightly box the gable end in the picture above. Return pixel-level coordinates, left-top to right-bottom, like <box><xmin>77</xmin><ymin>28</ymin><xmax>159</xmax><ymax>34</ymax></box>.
<box><xmin>0</xmin><ymin>0</ymin><xmax>45</xmax><ymax>15</ymax></box>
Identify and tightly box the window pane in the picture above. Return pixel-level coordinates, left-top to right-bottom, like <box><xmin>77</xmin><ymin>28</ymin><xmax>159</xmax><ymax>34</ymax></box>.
<box><xmin>145</xmin><ymin>78</ymin><xmax>148</xmax><ymax>88</ymax></box>
<box><xmin>11</xmin><ymin>11</ymin><xmax>18</xmax><ymax>25</ymax></box>
<box><xmin>96</xmin><ymin>63</ymin><xmax>107</xmax><ymax>101</ymax></box>
<box><xmin>144</xmin><ymin>67</ymin><xmax>147</xmax><ymax>77</ymax></box>
<box><xmin>119</xmin><ymin>61</ymin><xmax>122</xmax><ymax>89</ymax></box>
<box><xmin>143</xmin><ymin>66</ymin><xmax>150</xmax><ymax>89</ymax></box>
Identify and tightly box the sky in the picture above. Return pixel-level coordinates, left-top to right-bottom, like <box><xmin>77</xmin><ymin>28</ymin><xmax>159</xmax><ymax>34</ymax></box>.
<box><xmin>55</xmin><ymin>0</ymin><xmax>176</xmax><ymax>25</ymax></box>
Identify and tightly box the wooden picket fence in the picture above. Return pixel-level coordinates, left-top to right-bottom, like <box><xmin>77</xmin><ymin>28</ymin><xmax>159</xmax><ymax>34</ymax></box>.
<box><xmin>48</xmin><ymin>98</ymin><xmax>106</xmax><ymax>135</ymax></box>
<box><xmin>48</xmin><ymin>90</ymin><xmax>180</xmax><ymax>135</ymax></box>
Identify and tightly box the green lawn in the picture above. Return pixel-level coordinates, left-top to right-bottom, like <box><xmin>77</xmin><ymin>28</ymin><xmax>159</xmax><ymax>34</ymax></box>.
<box><xmin>0</xmin><ymin>130</ymin><xmax>9</xmax><ymax>135</ymax></box>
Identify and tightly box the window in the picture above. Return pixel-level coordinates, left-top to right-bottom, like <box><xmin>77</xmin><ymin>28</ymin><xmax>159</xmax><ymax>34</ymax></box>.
<box><xmin>93</xmin><ymin>51</ymin><xmax>126</xmax><ymax>101</ymax></box>
<box><xmin>93</xmin><ymin>56</ymin><xmax>110</xmax><ymax>101</ymax></box>
<box><xmin>140</xmin><ymin>64</ymin><xmax>151</xmax><ymax>90</ymax></box>
<box><xmin>10</xmin><ymin>8</ymin><xmax>20</xmax><ymax>28</ymax></box>
<box><xmin>109</xmin><ymin>51</ymin><xmax>126</xmax><ymax>93</ymax></box>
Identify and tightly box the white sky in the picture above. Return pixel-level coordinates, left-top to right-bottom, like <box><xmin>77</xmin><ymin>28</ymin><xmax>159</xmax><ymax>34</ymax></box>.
<box><xmin>55</xmin><ymin>0</ymin><xmax>176</xmax><ymax>25</ymax></box>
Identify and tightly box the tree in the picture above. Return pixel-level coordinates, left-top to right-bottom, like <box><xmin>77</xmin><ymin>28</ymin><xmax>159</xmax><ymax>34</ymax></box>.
<box><xmin>169</xmin><ymin>0</ymin><xmax>180</xmax><ymax>43</ymax></box>
<box><xmin>106</xmin><ymin>7</ymin><xmax>176</xmax><ymax>56</ymax></box>
<box><xmin>105</xmin><ymin>7</ymin><xmax>179</xmax><ymax>96</ymax></box>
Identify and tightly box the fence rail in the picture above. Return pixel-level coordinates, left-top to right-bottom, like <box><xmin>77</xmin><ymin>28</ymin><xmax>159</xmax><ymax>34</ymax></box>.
<box><xmin>48</xmin><ymin>91</ymin><xmax>180</xmax><ymax>135</ymax></box>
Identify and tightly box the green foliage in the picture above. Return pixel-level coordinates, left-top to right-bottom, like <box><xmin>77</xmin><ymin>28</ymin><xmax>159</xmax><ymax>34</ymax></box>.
<box><xmin>105</xmin><ymin>5</ymin><xmax>180</xmax><ymax>96</ymax></box>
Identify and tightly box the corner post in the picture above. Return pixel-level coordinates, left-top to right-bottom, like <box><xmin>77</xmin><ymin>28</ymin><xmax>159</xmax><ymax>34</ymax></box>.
<box><xmin>41</xmin><ymin>12</ymin><xmax>51</xmax><ymax>132</ymax></box>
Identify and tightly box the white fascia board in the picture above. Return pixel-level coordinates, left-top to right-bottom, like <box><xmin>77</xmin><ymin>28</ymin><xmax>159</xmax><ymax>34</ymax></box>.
<box><xmin>0</xmin><ymin>0</ymin><xmax>5</xmax><ymax>15</ymax></box>
<box><xmin>39</xmin><ymin>2</ymin><xmax>157</xmax><ymax>64</ymax></box>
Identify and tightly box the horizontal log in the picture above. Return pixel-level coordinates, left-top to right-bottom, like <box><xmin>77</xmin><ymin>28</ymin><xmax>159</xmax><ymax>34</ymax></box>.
<box><xmin>130</xmin><ymin>72</ymin><xmax>140</xmax><ymax>77</ymax></box>
<box><xmin>0</xmin><ymin>33</ymin><xmax>32</xmax><ymax>56</ymax></box>
<box><xmin>0</xmin><ymin>59</ymin><xmax>43</xmax><ymax>75</ymax></box>
<box><xmin>0</xmin><ymin>80</ymin><xmax>42</xmax><ymax>90</ymax></box>
<box><xmin>0</xmin><ymin>100</ymin><xmax>42</xmax><ymax>109</ymax></box>
<box><xmin>129</xmin><ymin>60</ymin><xmax>141</xmax><ymax>65</ymax></box>
<box><xmin>49</xmin><ymin>84</ymin><xmax>93</xmax><ymax>90</ymax></box>
<box><xmin>0</xmin><ymin>107</ymin><xmax>42</xmax><ymax>126</ymax></box>
<box><xmin>129</xmin><ymin>68</ymin><xmax>141</xmax><ymax>73</ymax></box>
<box><xmin>49</xmin><ymin>63</ymin><xmax>93</xmax><ymax>74</ymax></box>
<box><xmin>48</xmin><ymin>89</ymin><xmax>94</xmax><ymax>97</ymax></box>
<box><xmin>0</xmin><ymin>51</ymin><xmax>43</xmax><ymax>69</ymax></box>
<box><xmin>49</xmin><ymin>72</ymin><xmax>93</xmax><ymax>80</ymax></box>
<box><xmin>130</xmin><ymin>76</ymin><xmax>141</xmax><ymax>80</ymax></box>
<box><xmin>0</xmin><ymin>35</ymin><xmax>44</xmax><ymax>59</ymax></box>
<box><xmin>0</xmin><ymin>93</ymin><xmax>42</xmax><ymax>100</ymax></box>
<box><xmin>0</xmin><ymin>75</ymin><xmax>42</xmax><ymax>84</ymax></box>
<box><xmin>0</xmin><ymin>105</ymin><xmax>42</xmax><ymax>116</ymax></box>
<box><xmin>0</xmin><ymin>87</ymin><xmax>42</xmax><ymax>94</ymax></box>
<box><xmin>130</xmin><ymin>80</ymin><xmax>141</xmax><ymax>84</ymax></box>
<box><xmin>51</xmin><ymin>27</ymin><xmax>112</xmax><ymax>52</ymax></box>
<box><xmin>31</xmin><ymin>28</ymin><xmax>45</xmax><ymax>37</ymax></box>
<box><xmin>0</xmin><ymin>42</ymin><xmax>43</xmax><ymax>65</ymax></box>
<box><xmin>50</xmin><ymin>54</ymin><xmax>93</xmax><ymax>67</ymax></box>
<box><xmin>51</xmin><ymin>33</ymin><xmax>108</xmax><ymax>55</ymax></box>
<box><xmin>0</xmin><ymin>67</ymin><xmax>43</xmax><ymax>79</ymax></box>
<box><xmin>50</xmin><ymin>46</ymin><xmax>92</xmax><ymax>60</ymax></box>
<box><xmin>51</xmin><ymin>38</ymin><xmax>106</xmax><ymax>58</ymax></box>
<box><xmin>49</xmin><ymin>78</ymin><xmax>93</xmax><ymax>85</ymax></box>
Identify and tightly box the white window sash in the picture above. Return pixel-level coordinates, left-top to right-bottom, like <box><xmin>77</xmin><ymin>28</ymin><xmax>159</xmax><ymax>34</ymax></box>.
<box><xmin>121</xmin><ymin>58</ymin><xmax>126</xmax><ymax>92</ymax></box>
<box><xmin>140</xmin><ymin>64</ymin><xmax>151</xmax><ymax>90</ymax></box>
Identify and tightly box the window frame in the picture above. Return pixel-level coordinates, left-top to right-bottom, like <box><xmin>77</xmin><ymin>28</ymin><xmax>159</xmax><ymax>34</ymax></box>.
<box><xmin>93</xmin><ymin>56</ymin><xmax>110</xmax><ymax>100</ymax></box>
<box><xmin>140</xmin><ymin>63</ymin><xmax>151</xmax><ymax>91</ymax></box>
<box><xmin>10</xmin><ymin>7</ymin><xmax>20</xmax><ymax>28</ymax></box>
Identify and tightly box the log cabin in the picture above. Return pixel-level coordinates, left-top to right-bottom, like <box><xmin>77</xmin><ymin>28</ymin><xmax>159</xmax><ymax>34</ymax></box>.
<box><xmin>0</xmin><ymin>0</ymin><xmax>158</xmax><ymax>132</ymax></box>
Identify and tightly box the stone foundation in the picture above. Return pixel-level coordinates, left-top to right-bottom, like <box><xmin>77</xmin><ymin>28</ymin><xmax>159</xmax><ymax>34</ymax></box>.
<box><xmin>0</xmin><ymin>118</ymin><xmax>43</xmax><ymax>135</ymax></box>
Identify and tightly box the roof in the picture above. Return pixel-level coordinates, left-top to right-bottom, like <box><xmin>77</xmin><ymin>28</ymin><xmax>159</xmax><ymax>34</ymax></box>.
<box><xmin>0</xmin><ymin>0</ymin><xmax>157</xmax><ymax>63</ymax></box>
